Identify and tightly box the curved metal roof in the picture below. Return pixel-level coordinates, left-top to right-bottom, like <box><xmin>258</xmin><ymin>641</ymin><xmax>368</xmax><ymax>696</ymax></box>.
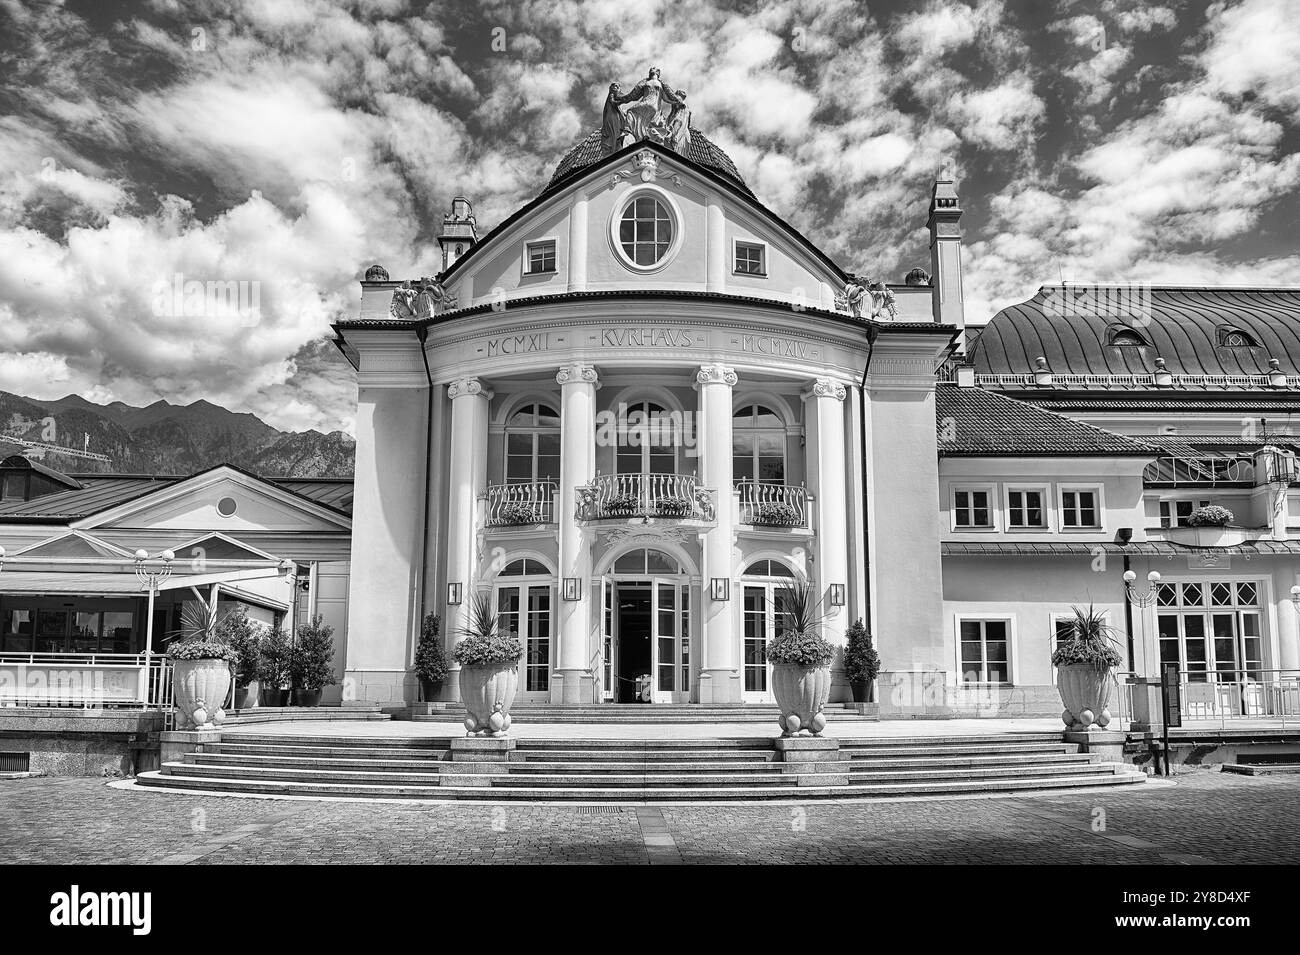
<box><xmin>971</xmin><ymin>286</ymin><xmax>1300</xmax><ymax>378</ymax></box>
<box><xmin>544</xmin><ymin>128</ymin><xmax>750</xmax><ymax>196</ymax></box>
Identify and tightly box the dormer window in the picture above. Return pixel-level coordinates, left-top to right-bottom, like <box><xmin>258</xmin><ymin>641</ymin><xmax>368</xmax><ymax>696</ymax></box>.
<box><xmin>525</xmin><ymin>240</ymin><xmax>556</xmax><ymax>275</ymax></box>
<box><xmin>1217</xmin><ymin>326</ymin><xmax>1257</xmax><ymax>347</ymax></box>
<box><xmin>1108</xmin><ymin>326</ymin><xmax>1148</xmax><ymax>346</ymax></box>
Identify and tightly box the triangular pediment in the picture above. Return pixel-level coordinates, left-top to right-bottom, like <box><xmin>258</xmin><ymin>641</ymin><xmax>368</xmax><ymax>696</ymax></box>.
<box><xmin>73</xmin><ymin>465</ymin><xmax>351</xmax><ymax>534</ymax></box>
<box><xmin>14</xmin><ymin>530</ymin><xmax>133</xmax><ymax>559</ymax></box>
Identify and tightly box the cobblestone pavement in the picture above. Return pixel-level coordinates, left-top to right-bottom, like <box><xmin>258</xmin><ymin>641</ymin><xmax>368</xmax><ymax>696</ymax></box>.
<box><xmin>1</xmin><ymin>771</ymin><xmax>1296</xmax><ymax>864</ymax></box>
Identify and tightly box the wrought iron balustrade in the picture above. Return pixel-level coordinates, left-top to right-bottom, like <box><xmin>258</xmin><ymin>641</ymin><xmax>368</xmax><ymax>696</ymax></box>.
<box><xmin>1142</xmin><ymin>455</ymin><xmax>1254</xmax><ymax>487</ymax></box>
<box><xmin>576</xmin><ymin>473</ymin><xmax>715</xmax><ymax>521</ymax></box>
<box><xmin>736</xmin><ymin>480</ymin><xmax>809</xmax><ymax>527</ymax></box>
<box><xmin>485</xmin><ymin>482</ymin><xmax>557</xmax><ymax>526</ymax></box>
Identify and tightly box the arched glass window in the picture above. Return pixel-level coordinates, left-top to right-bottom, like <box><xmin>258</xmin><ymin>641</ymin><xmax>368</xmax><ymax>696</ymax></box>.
<box><xmin>1218</xmin><ymin>327</ymin><xmax>1257</xmax><ymax>347</ymax></box>
<box><xmin>618</xmin><ymin>195</ymin><xmax>673</xmax><ymax>266</ymax></box>
<box><xmin>499</xmin><ymin>558</ymin><xmax>550</xmax><ymax>577</ymax></box>
<box><xmin>615</xmin><ymin>400</ymin><xmax>679</xmax><ymax>475</ymax></box>
<box><xmin>1108</xmin><ymin>327</ymin><xmax>1147</xmax><ymax>346</ymax></box>
<box><xmin>743</xmin><ymin>559</ymin><xmax>795</xmax><ymax>578</ymax></box>
<box><xmin>505</xmin><ymin>403</ymin><xmax>560</xmax><ymax>485</ymax></box>
<box><xmin>613</xmin><ymin>548</ymin><xmax>680</xmax><ymax>575</ymax></box>
<box><xmin>733</xmin><ymin>404</ymin><xmax>786</xmax><ymax>483</ymax></box>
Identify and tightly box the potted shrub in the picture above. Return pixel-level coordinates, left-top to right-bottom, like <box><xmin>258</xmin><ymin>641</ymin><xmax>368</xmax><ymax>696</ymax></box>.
<box><xmin>291</xmin><ymin>615</ymin><xmax>338</xmax><ymax>707</ymax></box>
<box><xmin>258</xmin><ymin>626</ymin><xmax>292</xmax><ymax>707</ymax></box>
<box><xmin>452</xmin><ymin>593</ymin><xmax>523</xmax><ymax>736</ymax></box>
<box><xmin>218</xmin><ymin>606</ymin><xmax>262</xmax><ymax>709</ymax></box>
<box><xmin>654</xmin><ymin>496</ymin><xmax>693</xmax><ymax>518</ymax></box>
<box><xmin>499</xmin><ymin>501</ymin><xmax>541</xmax><ymax>525</ymax></box>
<box><xmin>843</xmin><ymin>618</ymin><xmax>880</xmax><ymax>703</ymax></box>
<box><xmin>1053</xmin><ymin>604</ymin><xmax>1123</xmax><ymax>731</ymax></box>
<box><xmin>606</xmin><ymin>493</ymin><xmax>641</xmax><ymax>516</ymax></box>
<box><xmin>1188</xmin><ymin>504</ymin><xmax>1233</xmax><ymax>527</ymax></box>
<box><xmin>766</xmin><ymin>576</ymin><xmax>836</xmax><ymax>737</ymax></box>
<box><xmin>165</xmin><ymin>602</ymin><xmax>238</xmax><ymax>730</ymax></box>
<box><xmin>753</xmin><ymin>501</ymin><xmax>800</xmax><ymax>526</ymax></box>
<box><xmin>414</xmin><ymin>612</ymin><xmax>448</xmax><ymax>701</ymax></box>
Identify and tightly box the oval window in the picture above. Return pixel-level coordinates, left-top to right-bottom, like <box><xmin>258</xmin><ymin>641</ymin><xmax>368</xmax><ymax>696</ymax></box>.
<box><xmin>618</xmin><ymin>195</ymin><xmax>674</xmax><ymax>267</ymax></box>
<box><xmin>217</xmin><ymin>496</ymin><xmax>238</xmax><ymax>517</ymax></box>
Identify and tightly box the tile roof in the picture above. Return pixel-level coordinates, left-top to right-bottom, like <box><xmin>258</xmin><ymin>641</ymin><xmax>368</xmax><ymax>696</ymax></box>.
<box><xmin>936</xmin><ymin>385</ymin><xmax>1158</xmax><ymax>457</ymax></box>
<box><xmin>970</xmin><ymin>285</ymin><xmax>1300</xmax><ymax>383</ymax></box>
<box><xmin>943</xmin><ymin>541</ymin><xmax>1300</xmax><ymax>556</ymax></box>
<box><xmin>545</xmin><ymin>128</ymin><xmax>750</xmax><ymax>196</ymax></box>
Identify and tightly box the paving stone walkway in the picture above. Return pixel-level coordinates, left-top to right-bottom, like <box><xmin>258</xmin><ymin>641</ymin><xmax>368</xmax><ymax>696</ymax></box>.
<box><xmin>1</xmin><ymin>770</ymin><xmax>1296</xmax><ymax>864</ymax></box>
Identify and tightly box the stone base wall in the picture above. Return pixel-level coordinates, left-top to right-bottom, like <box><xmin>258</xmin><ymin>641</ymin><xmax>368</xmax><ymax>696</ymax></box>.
<box><xmin>0</xmin><ymin>709</ymin><xmax>164</xmax><ymax>776</ymax></box>
<box><xmin>344</xmin><ymin>669</ymin><xmax>417</xmax><ymax>706</ymax></box>
<box><xmin>877</xmin><ymin>672</ymin><xmax>1062</xmax><ymax>719</ymax></box>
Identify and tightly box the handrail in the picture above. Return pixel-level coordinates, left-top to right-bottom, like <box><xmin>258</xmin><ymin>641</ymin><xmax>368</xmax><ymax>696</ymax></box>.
<box><xmin>1142</xmin><ymin>455</ymin><xmax>1254</xmax><ymax>487</ymax></box>
<box><xmin>576</xmin><ymin>473</ymin><xmax>716</xmax><ymax>521</ymax></box>
<box><xmin>1114</xmin><ymin>667</ymin><xmax>1299</xmax><ymax>730</ymax></box>
<box><xmin>485</xmin><ymin>481</ymin><xmax>558</xmax><ymax>526</ymax></box>
<box><xmin>0</xmin><ymin>652</ymin><xmax>173</xmax><ymax>710</ymax></box>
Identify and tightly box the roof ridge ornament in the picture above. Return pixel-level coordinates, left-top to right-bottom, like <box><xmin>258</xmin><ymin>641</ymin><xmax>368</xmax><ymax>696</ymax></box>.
<box><xmin>602</xmin><ymin>67</ymin><xmax>691</xmax><ymax>156</ymax></box>
<box><xmin>610</xmin><ymin>149</ymin><xmax>683</xmax><ymax>188</ymax></box>
<box><xmin>837</xmin><ymin>273</ymin><xmax>897</xmax><ymax>321</ymax></box>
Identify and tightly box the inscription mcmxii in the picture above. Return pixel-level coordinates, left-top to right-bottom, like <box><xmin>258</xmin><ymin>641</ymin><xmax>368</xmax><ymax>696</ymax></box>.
<box><xmin>480</xmin><ymin>328</ymin><xmax>818</xmax><ymax>360</ymax></box>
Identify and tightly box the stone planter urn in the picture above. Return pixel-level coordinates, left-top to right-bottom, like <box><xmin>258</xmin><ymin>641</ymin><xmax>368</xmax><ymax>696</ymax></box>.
<box><xmin>459</xmin><ymin>663</ymin><xmax>519</xmax><ymax>737</ymax></box>
<box><xmin>173</xmin><ymin>659</ymin><xmax>232</xmax><ymax>730</ymax></box>
<box><xmin>1058</xmin><ymin>664</ymin><xmax>1116</xmax><ymax>730</ymax></box>
<box><xmin>772</xmin><ymin>663</ymin><xmax>831</xmax><ymax>737</ymax></box>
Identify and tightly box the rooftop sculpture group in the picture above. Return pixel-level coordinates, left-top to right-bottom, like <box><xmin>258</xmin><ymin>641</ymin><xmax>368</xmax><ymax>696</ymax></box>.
<box><xmin>602</xmin><ymin>67</ymin><xmax>691</xmax><ymax>156</ymax></box>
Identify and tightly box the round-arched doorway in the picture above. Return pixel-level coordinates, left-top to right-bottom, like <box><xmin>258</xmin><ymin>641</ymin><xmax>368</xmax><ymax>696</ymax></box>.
<box><xmin>599</xmin><ymin>547</ymin><xmax>692</xmax><ymax>703</ymax></box>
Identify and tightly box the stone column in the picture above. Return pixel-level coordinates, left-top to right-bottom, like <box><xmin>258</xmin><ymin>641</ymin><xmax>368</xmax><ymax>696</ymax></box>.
<box><xmin>804</xmin><ymin>378</ymin><xmax>850</xmax><ymax>654</ymax></box>
<box><xmin>553</xmin><ymin>363</ymin><xmax>599</xmax><ymax>703</ymax></box>
<box><xmin>1282</xmin><ymin>571</ymin><xmax>1300</xmax><ymax>672</ymax></box>
<box><xmin>697</xmin><ymin>363</ymin><xmax>739</xmax><ymax>703</ymax></box>
<box><xmin>444</xmin><ymin>376</ymin><xmax>492</xmax><ymax>699</ymax></box>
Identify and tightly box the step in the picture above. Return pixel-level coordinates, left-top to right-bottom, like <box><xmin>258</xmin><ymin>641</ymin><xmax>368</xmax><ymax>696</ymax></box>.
<box><xmin>136</xmin><ymin>770</ymin><xmax>1144</xmax><ymax>801</ymax></box>
<box><xmin>841</xmin><ymin>753</ymin><xmax>1092</xmax><ymax>770</ymax></box>
<box><xmin>491</xmin><ymin>772</ymin><xmax>805</xmax><ymax>788</ymax></box>
<box><xmin>162</xmin><ymin>762</ymin><xmax>443</xmax><ymax>785</ymax></box>
<box><xmin>183</xmin><ymin>753</ymin><xmax>451</xmax><ymax>771</ymax></box>
<box><xmin>204</xmin><ymin>743</ymin><xmax>448</xmax><ymax>760</ymax></box>
<box><xmin>843</xmin><ymin>742</ymin><xmax>1073</xmax><ymax>758</ymax></box>
<box><xmin>840</xmin><ymin>733</ymin><xmax>1065</xmax><ymax>747</ymax></box>
<box><xmin>514</xmin><ymin>738</ymin><xmax>775</xmax><ymax>750</ymax></box>
<box><xmin>846</xmin><ymin>763</ymin><xmax>1120</xmax><ymax>783</ymax></box>
<box><xmin>220</xmin><ymin>734</ymin><xmax>447</xmax><ymax>748</ymax></box>
<box><xmin>505</xmin><ymin>760</ymin><xmax>785</xmax><ymax>773</ymax></box>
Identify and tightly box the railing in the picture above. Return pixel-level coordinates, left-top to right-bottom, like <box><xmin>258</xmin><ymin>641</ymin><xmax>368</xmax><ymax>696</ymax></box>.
<box><xmin>485</xmin><ymin>482</ymin><xmax>558</xmax><ymax>526</ymax></box>
<box><xmin>576</xmin><ymin>473</ymin><xmax>715</xmax><ymax>521</ymax></box>
<box><xmin>1114</xmin><ymin>668</ymin><xmax>1300</xmax><ymax>730</ymax></box>
<box><xmin>0</xmin><ymin>652</ymin><xmax>174</xmax><ymax>710</ymax></box>
<box><xmin>1142</xmin><ymin>455</ymin><xmax>1254</xmax><ymax>487</ymax></box>
<box><xmin>969</xmin><ymin>373</ymin><xmax>1300</xmax><ymax>390</ymax></box>
<box><xmin>736</xmin><ymin>480</ymin><xmax>809</xmax><ymax>527</ymax></box>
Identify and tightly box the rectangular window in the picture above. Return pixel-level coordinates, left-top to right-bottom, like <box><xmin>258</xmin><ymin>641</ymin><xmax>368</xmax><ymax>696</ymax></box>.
<box><xmin>734</xmin><ymin>241</ymin><xmax>766</xmax><ymax>275</ymax></box>
<box><xmin>1060</xmin><ymin>487</ymin><xmax>1100</xmax><ymax>528</ymax></box>
<box><xmin>959</xmin><ymin>619</ymin><xmax>1010</xmax><ymax>685</ymax></box>
<box><xmin>525</xmin><ymin>240</ymin><xmax>556</xmax><ymax>274</ymax></box>
<box><xmin>1159</xmin><ymin>499</ymin><xmax>1209</xmax><ymax>528</ymax></box>
<box><xmin>1007</xmin><ymin>488</ymin><xmax>1047</xmax><ymax>528</ymax></box>
<box><xmin>953</xmin><ymin>487</ymin><xmax>993</xmax><ymax>528</ymax></box>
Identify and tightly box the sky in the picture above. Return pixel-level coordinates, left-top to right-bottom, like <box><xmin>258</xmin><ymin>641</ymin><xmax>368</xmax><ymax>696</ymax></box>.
<box><xmin>1</xmin><ymin>0</ymin><xmax>1298</xmax><ymax>435</ymax></box>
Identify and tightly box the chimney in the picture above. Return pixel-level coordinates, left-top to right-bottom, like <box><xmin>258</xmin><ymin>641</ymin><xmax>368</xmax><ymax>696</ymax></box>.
<box><xmin>438</xmin><ymin>196</ymin><xmax>478</xmax><ymax>272</ymax></box>
<box><xmin>927</xmin><ymin>176</ymin><xmax>965</xmax><ymax>349</ymax></box>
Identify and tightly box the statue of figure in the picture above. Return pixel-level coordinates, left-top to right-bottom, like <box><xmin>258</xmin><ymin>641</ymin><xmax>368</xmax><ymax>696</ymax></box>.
<box><xmin>841</xmin><ymin>275</ymin><xmax>869</xmax><ymax>319</ymax></box>
<box><xmin>618</xmin><ymin>67</ymin><xmax>685</xmax><ymax>147</ymax></box>
<box><xmin>390</xmin><ymin>282</ymin><xmax>418</xmax><ymax>319</ymax></box>
<box><xmin>661</xmin><ymin>89</ymin><xmax>691</xmax><ymax>154</ymax></box>
<box><xmin>601</xmin><ymin>82</ymin><xmax>629</xmax><ymax>154</ymax></box>
<box><xmin>390</xmin><ymin>277</ymin><xmax>455</xmax><ymax>319</ymax></box>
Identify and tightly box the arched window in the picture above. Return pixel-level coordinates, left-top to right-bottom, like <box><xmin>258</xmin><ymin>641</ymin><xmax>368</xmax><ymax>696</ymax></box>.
<box><xmin>505</xmin><ymin>403</ymin><xmax>560</xmax><ymax>485</ymax></box>
<box><xmin>613</xmin><ymin>548</ymin><xmax>681</xmax><ymax>575</ymax></box>
<box><xmin>1108</xmin><ymin>327</ymin><xmax>1148</xmax><ymax>346</ymax></box>
<box><xmin>733</xmin><ymin>404</ymin><xmax>786</xmax><ymax>483</ymax></box>
<box><xmin>740</xmin><ymin>559</ymin><xmax>798</xmax><ymax>699</ymax></box>
<box><xmin>492</xmin><ymin>558</ymin><xmax>551</xmax><ymax>695</ymax></box>
<box><xmin>615</xmin><ymin>400</ymin><xmax>679</xmax><ymax>475</ymax></box>
<box><xmin>1218</xmin><ymin>326</ymin><xmax>1257</xmax><ymax>347</ymax></box>
<box><xmin>618</xmin><ymin>195</ymin><xmax>673</xmax><ymax>266</ymax></box>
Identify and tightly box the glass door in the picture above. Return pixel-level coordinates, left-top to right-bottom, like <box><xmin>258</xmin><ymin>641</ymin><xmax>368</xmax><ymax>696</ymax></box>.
<box><xmin>601</xmin><ymin>576</ymin><xmax>614</xmax><ymax>701</ymax></box>
<box><xmin>742</xmin><ymin>586</ymin><xmax>772</xmax><ymax>703</ymax></box>
<box><xmin>652</xmin><ymin>580</ymin><xmax>680</xmax><ymax>703</ymax></box>
<box><xmin>36</xmin><ymin>610</ymin><xmax>69</xmax><ymax>654</ymax></box>
<box><xmin>496</xmin><ymin>583</ymin><xmax>552</xmax><ymax>701</ymax></box>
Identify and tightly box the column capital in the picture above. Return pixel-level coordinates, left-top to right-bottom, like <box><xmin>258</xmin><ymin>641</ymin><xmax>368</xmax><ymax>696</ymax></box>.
<box><xmin>555</xmin><ymin>363</ymin><xmax>599</xmax><ymax>387</ymax></box>
<box><xmin>448</xmin><ymin>376</ymin><xmax>493</xmax><ymax>400</ymax></box>
<box><xmin>802</xmin><ymin>377</ymin><xmax>847</xmax><ymax>402</ymax></box>
<box><xmin>696</xmin><ymin>363</ymin><xmax>738</xmax><ymax>387</ymax></box>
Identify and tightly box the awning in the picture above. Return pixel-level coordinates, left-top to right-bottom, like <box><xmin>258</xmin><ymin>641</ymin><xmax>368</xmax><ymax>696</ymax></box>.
<box><xmin>0</xmin><ymin>566</ymin><xmax>287</xmax><ymax>597</ymax></box>
<box><xmin>942</xmin><ymin>541</ymin><xmax>1300</xmax><ymax>557</ymax></box>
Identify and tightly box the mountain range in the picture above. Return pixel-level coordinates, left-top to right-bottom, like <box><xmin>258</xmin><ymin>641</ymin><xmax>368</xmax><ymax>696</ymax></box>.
<box><xmin>0</xmin><ymin>391</ymin><xmax>355</xmax><ymax>478</ymax></box>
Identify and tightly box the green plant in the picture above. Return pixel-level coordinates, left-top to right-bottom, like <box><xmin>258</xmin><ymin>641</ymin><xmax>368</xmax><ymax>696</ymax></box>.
<box><xmin>1052</xmin><ymin>604</ymin><xmax>1124</xmax><ymax>670</ymax></box>
<box><xmin>216</xmin><ymin>606</ymin><xmax>262</xmax><ymax>686</ymax></box>
<box><xmin>414</xmin><ymin>612</ymin><xmax>448</xmax><ymax>684</ymax></box>
<box><xmin>654</xmin><ymin>497</ymin><xmax>693</xmax><ymax>517</ymax></box>
<box><xmin>753</xmin><ymin>501</ymin><xmax>799</xmax><ymax>525</ymax></box>
<box><xmin>291</xmin><ymin>615</ymin><xmax>338</xmax><ymax>690</ymax></box>
<box><xmin>766</xmin><ymin>575</ymin><xmax>835</xmax><ymax>667</ymax></box>
<box><xmin>164</xmin><ymin>601</ymin><xmax>239</xmax><ymax>663</ymax></box>
<box><xmin>843</xmin><ymin>618</ymin><xmax>880</xmax><ymax>684</ymax></box>
<box><xmin>499</xmin><ymin>501</ymin><xmax>541</xmax><ymax>524</ymax></box>
<box><xmin>606</xmin><ymin>493</ymin><xmax>641</xmax><ymax>513</ymax></box>
<box><xmin>258</xmin><ymin>626</ymin><xmax>292</xmax><ymax>688</ymax></box>
<box><xmin>1188</xmin><ymin>504</ymin><xmax>1234</xmax><ymax>527</ymax></box>
<box><xmin>451</xmin><ymin>593</ymin><xmax>523</xmax><ymax>667</ymax></box>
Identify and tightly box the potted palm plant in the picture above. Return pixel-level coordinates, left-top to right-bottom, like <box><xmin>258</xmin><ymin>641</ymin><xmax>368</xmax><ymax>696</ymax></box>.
<box><xmin>165</xmin><ymin>601</ymin><xmax>238</xmax><ymax>730</ymax></box>
<box><xmin>414</xmin><ymin>612</ymin><xmax>448</xmax><ymax>701</ymax></box>
<box><xmin>258</xmin><ymin>626</ymin><xmax>292</xmax><ymax>707</ymax></box>
<box><xmin>219</xmin><ymin>606</ymin><xmax>262</xmax><ymax>709</ymax></box>
<box><xmin>1053</xmin><ymin>604</ymin><xmax>1123</xmax><ymax>731</ymax></box>
<box><xmin>843</xmin><ymin>618</ymin><xmax>879</xmax><ymax>703</ymax></box>
<box><xmin>452</xmin><ymin>593</ymin><xmax>523</xmax><ymax>736</ymax></box>
<box><xmin>766</xmin><ymin>576</ymin><xmax>836</xmax><ymax>737</ymax></box>
<box><xmin>290</xmin><ymin>615</ymin><xmax>338</xmax><ymax>707</ymax></box>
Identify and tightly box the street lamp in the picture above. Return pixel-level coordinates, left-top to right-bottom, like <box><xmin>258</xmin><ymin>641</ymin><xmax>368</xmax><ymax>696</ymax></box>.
<box><xmin>1289</xmin><ymin>584</ymin><xmax>1300</xmax><ymax>606</ymax></box>
<box><xmin>1123</xmin><ymin>569</ymin><xmax>1162</xmax><ymax>607</ymax></box>
<box><xmin>134</xmin><ymin>549</ymin><xmax>175</xmax><ymax>699</ymax></box>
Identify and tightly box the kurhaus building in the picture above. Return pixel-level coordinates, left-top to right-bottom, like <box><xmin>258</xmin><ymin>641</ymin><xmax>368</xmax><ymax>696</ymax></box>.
<box><xmin>334</xmin><ymin>69</ymin><xmax>962</xmax><ymax>709</ymax></box>
<box><xmin>333</xmin><ymin>70</ymin><xmax>1300</xmax><ymax>721</ymax></box>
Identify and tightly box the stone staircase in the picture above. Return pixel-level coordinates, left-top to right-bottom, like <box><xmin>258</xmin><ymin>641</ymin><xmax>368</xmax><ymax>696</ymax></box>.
<box><xmin>136</xmin><ymin>731</ymin><xmax>1146</xmax><ymax>802</ymax></box>
<box><xmin>412</xmin><ymin>703</ymin><xmax>872</xmax><ymax>724</ymax></box>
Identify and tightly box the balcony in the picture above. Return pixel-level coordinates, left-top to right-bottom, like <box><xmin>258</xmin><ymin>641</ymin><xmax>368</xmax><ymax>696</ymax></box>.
<box><xmin>576</xmin><ymin>473</ymin><xmax>715</xmax><ymax>522</ymax></box>
<box><xmin>736</xmin><ymin>480</ymin><xmax>809</xmax><ymax>527</ymax></box>
<box><xmin>485</xmin><ymin>482</ymin><xmax>557</xmax><ymax>526</ymax></box>
<box><xmin>1142</xmin><ymin>455</ymin><xmax>1255</xmax><ymax>488</ymax></box>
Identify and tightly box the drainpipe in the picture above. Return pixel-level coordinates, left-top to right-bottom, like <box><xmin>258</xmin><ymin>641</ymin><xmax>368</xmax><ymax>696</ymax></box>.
<box><xmin>859</xmin><ymin>326</ymin><xmax>878</xmax><ymax>638</ymax></box>
<box><xmin>416</xmin><ymin>323</ymin><xmax>434</xmax><ymax>652</ymax></box>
